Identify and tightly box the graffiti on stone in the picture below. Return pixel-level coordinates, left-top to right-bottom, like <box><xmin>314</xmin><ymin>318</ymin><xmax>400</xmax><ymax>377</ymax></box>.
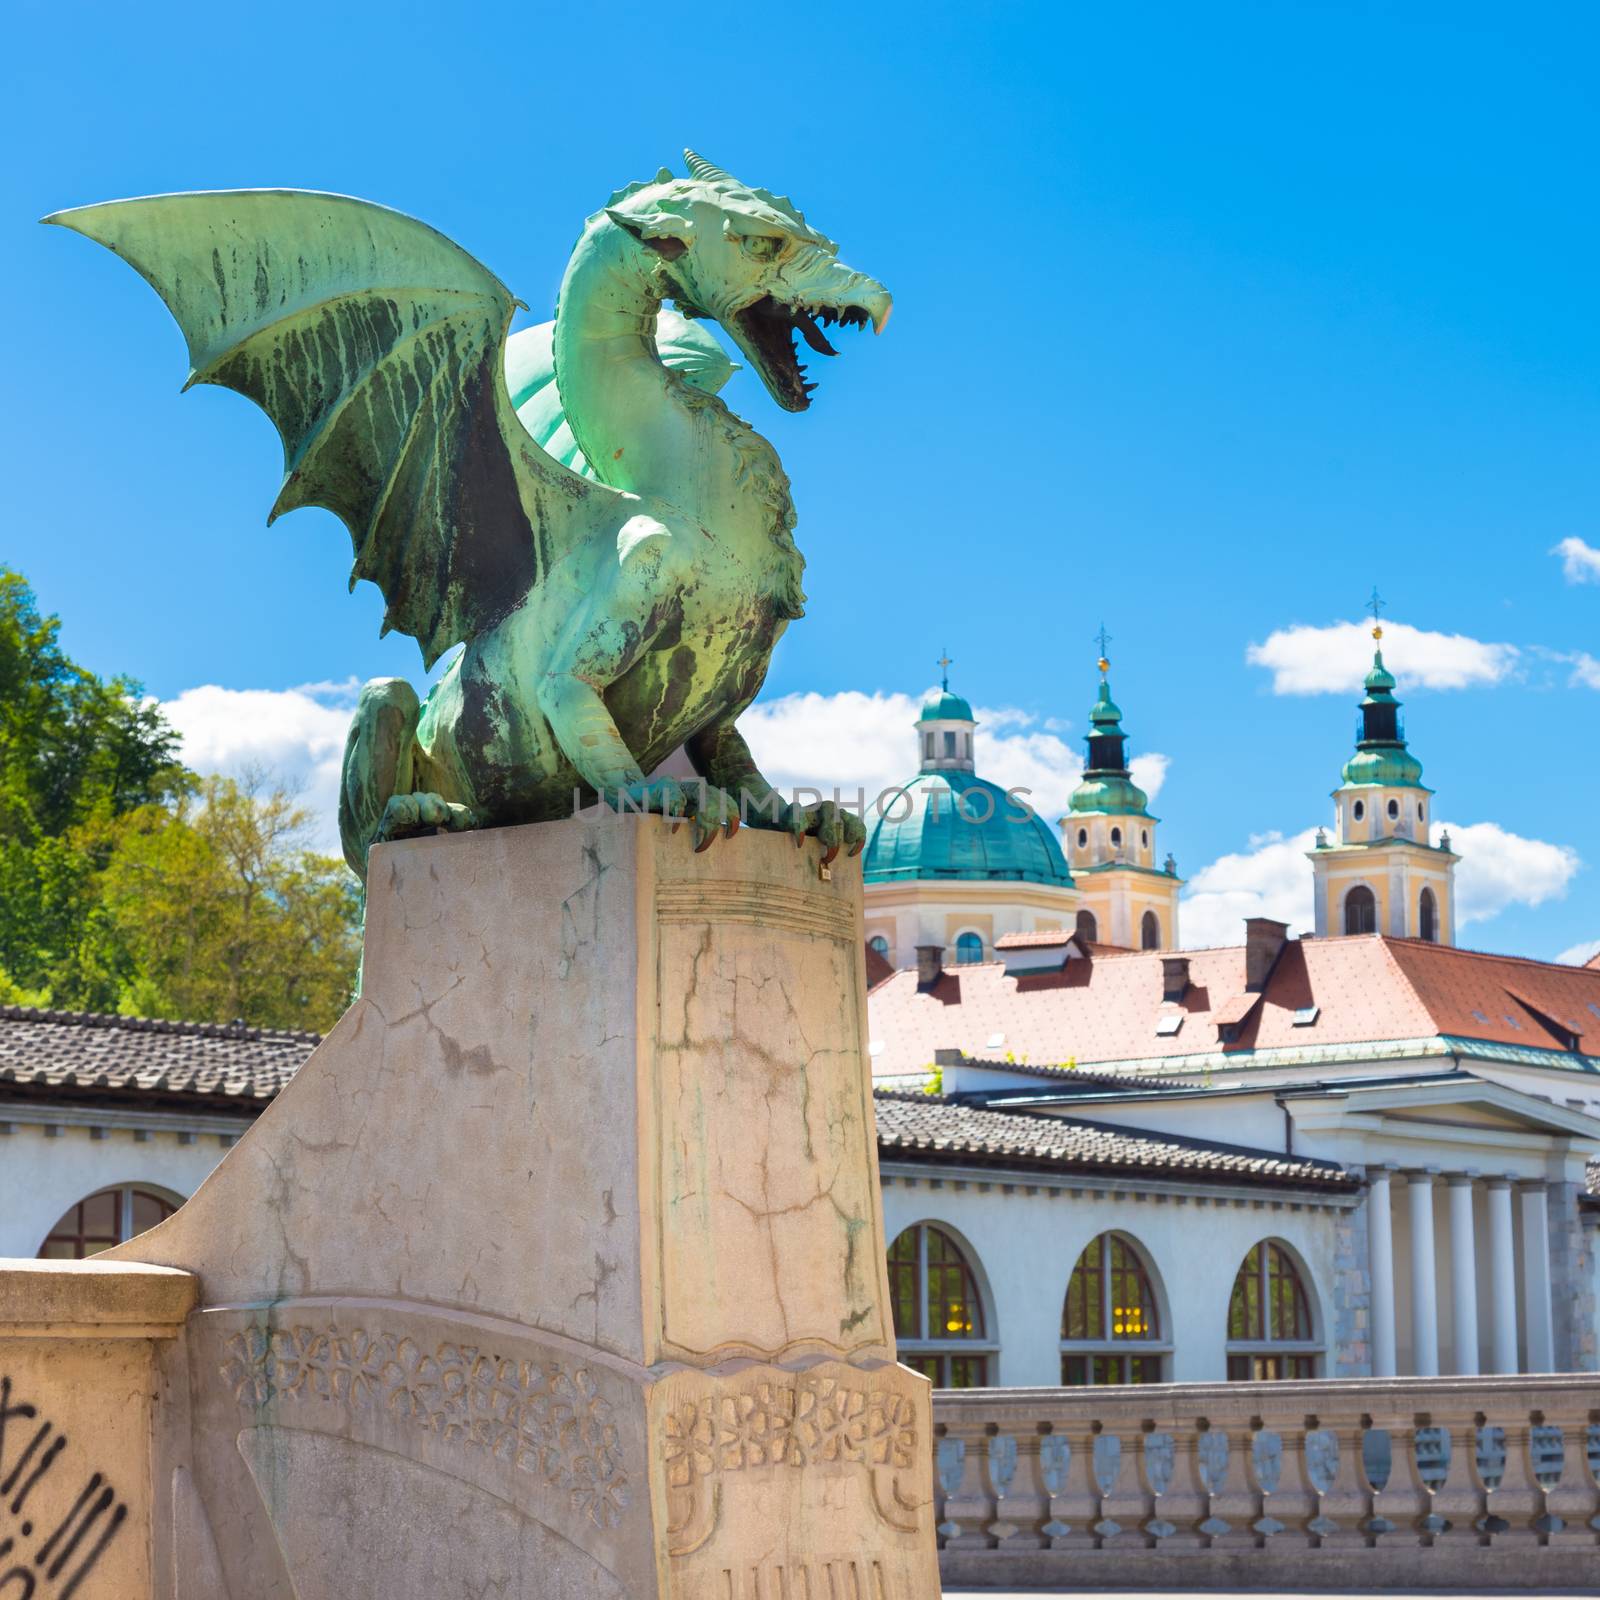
<box><xmin>0</xmin><ymin>1377</ymin><xmax>127</xmax><ymax>1598</ymax></box>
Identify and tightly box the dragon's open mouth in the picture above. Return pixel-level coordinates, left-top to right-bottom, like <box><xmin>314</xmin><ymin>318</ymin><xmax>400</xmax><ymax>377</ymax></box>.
<box><xmin>733</xmin><ymin>295</ymin><xmax>876</xmax><ymax>412</ymax></box>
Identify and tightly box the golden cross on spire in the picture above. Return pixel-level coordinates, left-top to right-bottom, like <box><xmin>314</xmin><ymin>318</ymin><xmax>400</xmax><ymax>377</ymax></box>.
<box><xmin>1367</xmin><ymin>586</ymin><xmax>1386</xmax><ymax>642</ymax></box>
<box><xmin>936</xmin><ymin>647</ymin><xmax>954</xmax><ymax>691</ymax></box>
<box><xmin>1094</xmin><ymin>623</ymin><xmax>1112</xmax><ymax>676</ymax></box>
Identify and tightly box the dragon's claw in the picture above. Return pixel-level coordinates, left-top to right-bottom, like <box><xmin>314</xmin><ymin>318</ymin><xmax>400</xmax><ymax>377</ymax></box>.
<box><xmin>612</xmin><ymin>779</ymin><xmax>741</xmax><ymax>852</ymax></box>
<box><xmin>781</xmin><ymin>799</ymin><xmax>868</xmax><ymax>865</ymax></box>
<box><xmin>375</xmin><ymin>792</ymin><xmax>478</xmax><ymax>844</ymax></box>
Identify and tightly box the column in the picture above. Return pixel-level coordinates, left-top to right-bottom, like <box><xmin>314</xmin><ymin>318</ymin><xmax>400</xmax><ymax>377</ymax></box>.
<box><xmin>1366</xmin><ymin>1165</ymin><xmax>1397</xmax><ymax>1377</ymax></box>
<box><xmin>1406</xmin><ymin>1170</ymin><xmax>1440</xmax><ymax>1376</ymax></box>
<box><xmin>1485</xmin><ymin>1177</ymin><xmax>1518</xmax><ymax>1374</ymax></box>
<box><xmin>1518</xmin><ymin>1180</ymin><xmax>1555</xmax><ymax>1372</ymax></box>
<box><xmin>1446</xmin><ymin>1174</ymin><xmax>1480</xmax><ymax>1375</ymax></box>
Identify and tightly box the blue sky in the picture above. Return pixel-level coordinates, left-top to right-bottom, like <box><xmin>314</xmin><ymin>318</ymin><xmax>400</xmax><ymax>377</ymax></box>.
<box><xmin>3</xmin><ymin>1</ymin><xmax>1596</xmax><ymax>957</ymax></box>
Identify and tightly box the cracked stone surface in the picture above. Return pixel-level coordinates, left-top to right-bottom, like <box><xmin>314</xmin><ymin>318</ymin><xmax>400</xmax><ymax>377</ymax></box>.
<box><xmin>54</xmin><ymin>815</ymin><xmax>938</xmax><ymax>1596</ymax></box>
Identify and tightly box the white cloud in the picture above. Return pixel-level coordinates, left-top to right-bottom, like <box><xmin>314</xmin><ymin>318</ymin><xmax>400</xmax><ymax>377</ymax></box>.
<box><xmin>1562</xmin><ymin>651</ymin><xmax>1600</xmax><ymax>689</ymax></box>
<box><xmin>1179</xmin><ymin>828</ymin><xmax>1319</xmax><ymax>948</ymax></box>
<box><xmin>738</xmin><ymin>687</ymin><xmax>1168</xmax><ymax>824</ymax></box>
<box><xmin>160</xmin><ymin>681</ymin><xmax>360</xmax><ymax>853</ymax></box>
<box><xmin>1440</xmin><ymin>820</ymin><xmax>1581</xmax><ymax>926</ymax></box>
<box><xmin>1553</xmin><ymin>536</ymin><xmax>1600</xmax><ymax>585</ymax></box>
<box><xmin>1177</xmin><ymin>817</ymin><xmax>1581</xmax><ymax>949</ymax></box>
<box><xmin>1246</xmin><ymin>620</ymin><xmax>1518</xmax><ymax>694</ymax></box>
<box><xmin>1557</xmin><ymin>938</ymin><xmax>1600</xmax><ymax>967</ymax></box>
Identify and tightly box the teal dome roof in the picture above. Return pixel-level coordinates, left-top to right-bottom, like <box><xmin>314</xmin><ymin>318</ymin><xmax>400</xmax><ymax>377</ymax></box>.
<box><xmin>1067</xmin><ymin>773</ymin><xmax>1152</xmax><ymax>816</ymax></box>
<box><xmin>863</xmin><ymin>771</ymin><xmax>1074</xmax><ymax>888</ymax></box>
<box><xmin>1067</xmin><ymin>674</ymin><xmax>1155</xmax><ymax>818</ymax></box>
<box><xmin>1342</xmin><ymin>745</ymin><xmax>1425</xmax><ymax>787</ymax></box>
<box><xmin>1341</xmin><ymin>646</ymin><xmax>1427</xmax><ymax>789</ymax></box>
<box><xmin>918</xmin><ymin>691</ymin><xmax>974</xmax><ymax>724</ymax></box>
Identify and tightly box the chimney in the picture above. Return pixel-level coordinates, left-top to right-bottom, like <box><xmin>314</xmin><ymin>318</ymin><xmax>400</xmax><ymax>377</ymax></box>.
<box><xmin>1244</xmin><ymin>918</ymin><xmax>1289</xmax><ymax>991</ymax></box>
<box><xmin>916</xmin><ymin>944</ymin><xmax>945</xmax><ymax>989</ymax></box>
<box><xmin>1161</xmin><ymin>955</ymin><xmax>1190</xmax><ymax>1003</ymax></box>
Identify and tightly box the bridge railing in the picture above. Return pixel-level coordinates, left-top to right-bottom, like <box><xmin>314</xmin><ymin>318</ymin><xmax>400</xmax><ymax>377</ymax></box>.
<box><xmin>932</xmin><ymin>1375</ymin><xmax>1600</xmax><ymax>1590</ymax></box>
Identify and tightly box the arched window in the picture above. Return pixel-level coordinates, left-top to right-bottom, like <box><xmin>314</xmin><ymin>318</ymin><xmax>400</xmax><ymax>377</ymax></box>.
<box><xmin>1060</xmin><ymin>1232</ymin><xmax>1165</xmax><ymax>1384</ymax></box>
<box><xmin>1110</xmin><ymin>827</ymin><xmax>1122</xmax><ymax>848</ymax></box>
<box><xmin>1140</xmin><ymin>911</ymin><xmax>1160</xmax><ymax>950</ymax></box>
<box><xmin>1387</xmin><ymin>798</ymin><xmax>1400</xmax><ymax>820</ymax></box>
<box><xmin>1075</xmin><ymin>909</ymin><xmax>1098</xmax><ymax>944</ymax></box>
<box><xmin>1419</xmin><ymin>887</ymin><xmax>1437</xmax><ymax>943</ymax></box>
<box><xmin>1076</xmin><ymin>827</ymin><xmax>1088</xmax><ymax>849</ymax></box>
<box><xmin>1225</xmin><ymin>1241</ymin><xmax>1320</xmax><ymax>1379</ymax></box>
<box><xmin>38</xmin><ymin>1185</ymin><xmax>178</xmax><ymax>1259</ymax></box>
<box><xmin>1344</xmin><ymin>885</ymin><xmax>1377</xmax><ymax>935</ymax></box>
<box><xmin>1352</xmin><ymin>799</ymin><xmax>1365</xmax><ymax>822</ymax></box>
<box><xmin>954</xmin><ymin>931</ymin><xmax>984</xmax><ymax>965</ymax></box>
<box><xmin>887</xmin><ymin>1224</ymin><xmax>992</xmax><ymax>1387</ymax></box>
<box><xmin>867</xmin><ymin>934</ymin><xmax>889</xmax><ymax>958</ymax></box>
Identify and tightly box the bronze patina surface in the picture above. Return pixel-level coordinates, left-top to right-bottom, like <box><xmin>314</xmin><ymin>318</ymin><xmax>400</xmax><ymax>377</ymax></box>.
<box><xmin>49</xmin><ymin>153</ymin><xmax>892</xmax><ymax>873</ymax></box>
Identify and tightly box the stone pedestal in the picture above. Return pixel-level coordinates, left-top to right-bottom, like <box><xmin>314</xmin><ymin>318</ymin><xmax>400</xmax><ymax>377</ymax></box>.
<box><xmin>102</xmin><ymin>814</ymin><xmax>940</xmax><ymax>1598</ymax></box>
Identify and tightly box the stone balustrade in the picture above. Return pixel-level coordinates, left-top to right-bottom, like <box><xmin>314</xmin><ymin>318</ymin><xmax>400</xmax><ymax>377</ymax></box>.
<box><xmin>933</xmin><ymin>1376</ymin><xmax>1600</xmax><ymax>1590</ymax></box>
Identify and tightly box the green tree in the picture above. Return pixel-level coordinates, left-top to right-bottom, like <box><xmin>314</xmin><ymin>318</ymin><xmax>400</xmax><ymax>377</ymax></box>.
<box><xmin>96</xmin><ymin>774</ymin><xmax>361</xmax><ymax>1031</ymax></box>
<box><xmin>0</xmin><ymin>569</ymin><xmax>361</xmax><ymax>1028</ymax></box>
<box><xmin>0</xmin><ymin>570</ymin><xmax>184</xmax><ymax>1000</ymax></box>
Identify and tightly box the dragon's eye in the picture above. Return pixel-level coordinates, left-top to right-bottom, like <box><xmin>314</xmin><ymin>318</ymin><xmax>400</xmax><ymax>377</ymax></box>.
<box><xmin>740</xmin><ymin>234</ymin><xmax>783</xmax><ymax>261</ymax></box>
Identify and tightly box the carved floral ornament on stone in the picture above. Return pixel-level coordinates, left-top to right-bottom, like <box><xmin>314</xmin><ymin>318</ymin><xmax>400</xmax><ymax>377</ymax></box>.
<box><xmin>48</xmin><ymin>152</ymin><xmax>894</xmax><ymax>870</ymax></box>
<box><xmin>219</xmin><ymin>1325</ymin><xmax>629</xmax><ymax>1531</ymax></box>
<box><xmin>662</xmin><ymin>1377</ymin><xmax>919</xmax><ymax>1486</ymax></box>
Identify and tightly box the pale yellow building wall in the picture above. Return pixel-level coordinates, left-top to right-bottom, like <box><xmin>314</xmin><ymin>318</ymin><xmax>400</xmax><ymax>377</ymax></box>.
<box><xmin>862</xmin><ymin>879</ymin><xmax>1079</xmax><ymax>967</ymax></box>
<box><xmin>1312</xmin><ymin>846</ymin><xmax>1455</xmax><ymax>942</ymax></box>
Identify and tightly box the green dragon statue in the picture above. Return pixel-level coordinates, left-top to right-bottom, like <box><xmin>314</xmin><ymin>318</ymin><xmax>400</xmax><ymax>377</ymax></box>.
<box><xmin>48</xmin><ymin>151</ymin><xmax>891</xmax><ymax>877</ymax></box>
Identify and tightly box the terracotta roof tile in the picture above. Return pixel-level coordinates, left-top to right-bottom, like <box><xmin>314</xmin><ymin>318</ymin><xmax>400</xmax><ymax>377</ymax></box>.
<box><xmin>866</xmin><ymin>936</ymin><xmax>1600</xmax><ymax>1079</ymax></box>
<box><xmin>993</xmin><ymin>930</ymin><xmax>1074</xmax><ymax>950</ymax></box>
<box><xmin>0</xmin><ymin>1006</ymin><xmax>315</xmax><ymax>1108</ymax></box>
<box><xmin>864</xmin><ymin>942</ymin><xmax>895</xmax><ymax>990</ymax></box>
<box><xmin>873</xmin><ymin>1089</ymin><xmax>1354</xmax><ymax>1190</ymax></box>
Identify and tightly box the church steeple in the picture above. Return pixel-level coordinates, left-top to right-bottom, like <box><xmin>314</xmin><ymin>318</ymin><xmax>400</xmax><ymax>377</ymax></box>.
<box><xmin>1059</xmin><ymin>628</ymin><xmax>1182</xmax><ymax>950</ymax></box>
<box><xmin>1308</xmin><ymin>595</ymin><xmax>1458</xmax><ymax>943</ymax></box>
<box><xmin>916</xmin><ymin>648</ymin><xmax>977</xmax><ymax>773</ymax></box>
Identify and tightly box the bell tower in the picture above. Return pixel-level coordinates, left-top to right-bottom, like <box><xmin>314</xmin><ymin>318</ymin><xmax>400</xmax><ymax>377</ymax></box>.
<box><xmin>1059</xmin><ymin>628</ymin><xmax>1182</xmax><ymax>950</ymax></box>
<box><xmin>1309</xmin><ymin>595</ymin><xmax>1459</xmax><ymax>941</ymax></box>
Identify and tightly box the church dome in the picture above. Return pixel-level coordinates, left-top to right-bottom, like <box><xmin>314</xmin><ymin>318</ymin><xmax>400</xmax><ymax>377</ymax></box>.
<box><xmin>863</xmin><ymin>770</ymin><xmax>1074</xmax><ymax>887</ymax></box>
<box><xmin>918</xmin><ymin>689</ymin><xmax>975</xmax><ymax>723</ymax></box>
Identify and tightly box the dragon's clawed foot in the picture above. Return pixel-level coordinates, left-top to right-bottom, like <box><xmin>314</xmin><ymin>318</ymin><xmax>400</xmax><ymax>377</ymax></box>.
<box><xmin>375</xmin><ymin>791</ymin><xmax>479</xmax><ymax>844</ymax></box>
<box><xmin>781</xmin><ymin>799</ymin><xmax>867</xmax><ymax>865</ymax></box>
<box><xmin>611</xmin><ymin>778</ymin><xmax>740</xmax><ymax>852</ymax></box>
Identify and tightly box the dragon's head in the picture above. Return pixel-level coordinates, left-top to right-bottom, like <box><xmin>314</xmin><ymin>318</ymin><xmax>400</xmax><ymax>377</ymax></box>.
<box><xmin>604</xmin><ymin>150</ymin><xmax>891</xmax><ymax>413</ymax></box>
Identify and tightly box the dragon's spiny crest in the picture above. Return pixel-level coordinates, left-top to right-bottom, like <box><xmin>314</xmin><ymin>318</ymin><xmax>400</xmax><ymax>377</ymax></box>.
<box><xmin>602</xmin><ymin>152</ymin><xmax>834</xmax><ymax>254</ymax></box>
<box><xmin>682</xmin><ymin>148</ymin><xmax>831</xmax><ymax>249</ymax></box>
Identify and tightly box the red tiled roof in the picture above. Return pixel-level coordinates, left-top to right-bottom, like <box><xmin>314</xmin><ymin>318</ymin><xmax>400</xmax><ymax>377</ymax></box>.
<box><xmin>872</xmin><ymin>1089</ymin><xmax>1355</xmax><ymax>1190</ymax></box>
<box><xmin>865</xmin><ymin>936</ymin><xmax>1600</xmax><ymax>1080</ymax></box>
<box><xmin>864</xmin><ymin>942</ymin><xmax>895</xmax><ymax>989</ymax></box>
<box><xmin>993</xmin><ymin>930</ymin><xmax>1074</xmax><ymax>950</ymax></box>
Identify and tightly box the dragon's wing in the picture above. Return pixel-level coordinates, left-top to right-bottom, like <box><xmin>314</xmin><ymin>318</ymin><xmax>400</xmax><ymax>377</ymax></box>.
<box><xmin>48</xmin><ymin>190</ymin><xmax>622</xmax><ymax>668</ymax></box>
<box><xmin>505</xmin><ymin>310</ymin><xmax>737</xmax><ymax>479</ymax></box>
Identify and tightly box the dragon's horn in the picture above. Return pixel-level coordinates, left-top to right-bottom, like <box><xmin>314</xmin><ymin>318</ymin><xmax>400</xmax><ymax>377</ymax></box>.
<box><xmin>684</xmin><ymin>149</ymin><xmax>736</xmax><ymax>184</ymax></box>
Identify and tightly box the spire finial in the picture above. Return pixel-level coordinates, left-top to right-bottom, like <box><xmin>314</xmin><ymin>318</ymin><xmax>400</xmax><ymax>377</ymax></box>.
<box><xmin>936</xmin><ymin>647</ymin><xmax>953</xmax><ymax>692</ymax></box>
<box><xmin>1094</xmin><ymin>622</ymin><xmax>1112</xmax><ymax>677</ymax></box>
<box><xmin>1367</xmin><ymin>585</ymin><xmax>1386</xmax><ymax>643</ymax></box>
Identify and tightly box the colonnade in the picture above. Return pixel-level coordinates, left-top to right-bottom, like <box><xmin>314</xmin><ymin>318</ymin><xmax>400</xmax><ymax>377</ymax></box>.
<box><xmin>1366</xmin><ymin>1166</ymin><xmax>1554</xmax><ymax>1376</ymax></box>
